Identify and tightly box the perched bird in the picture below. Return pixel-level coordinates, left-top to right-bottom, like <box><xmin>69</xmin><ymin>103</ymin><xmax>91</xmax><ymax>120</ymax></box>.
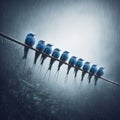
<box><xmin>57</xmin><ymin>51</ymin><xmax>69</xmax><ymax>71</ymax></box>
<box><xmin>88</xmin><ymin>64</ymin><xmax>97</xmax><ymax>83</ymax></box>
<box><xmin>81</xmin><ymin>62</ymin><xmax>90</xmax><ymax>81</ymax></box>
<box><xmin>23</xmin><ymin>33</ymin><xmax>35</xmax><ymax>59</ymax></box>
<box><xmin>40</xmin><ymin>44</ymin><xmax>53</xmax><ymax>65</ymax></box>
<box><xmin>74</xmin><ymin>58</ymin><xmax>84</xmax><ymax>78</ymax></box>
<box><xmin>54</xmin><ymin>51</ymin><xmax>69</xmax><ymax>81</ymax></box>
<box><xmin>66</xmin><ymin>56</ymin><xmax>77</xmax><ymax>75</ymax></box>
<box><xmin>48</xmin><ymin>48</ymin><xmax>61</xmax><ymax>70</ymax></box>
<box><xmin>42</xmin><ymin>48</ymin><xmax>61</xmax><ymax>80</ymax></box>
<box><xmin>34</xmin><ymin>40</ymin><xmax>45</xmax><ymax>64</ymax></box>
<box><xmin>94</xmin><ymin>67</ymin><xmax>104</xmax><ymax>86</ymax></box>
<box><xmin>15</xmin><ymin>33</ymin><xmax>35</xmax><ymax>72</ymax></box>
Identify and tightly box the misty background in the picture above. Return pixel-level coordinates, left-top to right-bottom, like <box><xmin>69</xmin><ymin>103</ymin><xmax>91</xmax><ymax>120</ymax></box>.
<box><xmin>0</xmin><ymin>0</ymin><xmax>120</xmax><ymax>120</ymax></box>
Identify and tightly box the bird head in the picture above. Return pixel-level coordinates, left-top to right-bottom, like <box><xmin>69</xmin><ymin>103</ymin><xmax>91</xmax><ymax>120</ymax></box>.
<box><xmin>85</xmin><ymin>62</ymin><xmax>90</xmax><ymax>64</ymax></box>
<box><xmin>46</xmin><ymin>44</ymin><xmax>53</xmax><ymax>47</ymax></box>
<box><xmin>99</xmin><ymin>67</ymin><xmax>104</xmax><ymax>70</ymax></box>
<box><xmin>64</xmin><ymin>51</ymin><xmax>70</xmax><ymax>54</ymax></box>
<box><xmin>79</xmin><ymin>58</ymin><xmax>84</xmax><ymax>61</ymax></box>
<box><xmin>92</xmin><ymin>64</ymin><xmax>97</xmax><ymax>66</ymax></box>
<box><xmin>27</xmin><ymin>33</ymin><xmax>35</xmax><ymax>37</ymax></box>
<box><xmin>54</xmin><ymin>48</ymin><xmax>61</xmax><ymax>51</ymax></box>
<box><xmin>72</xmin><ymin>56</ymin><xmax>77</xmax><ymax>59</ymax></box>
<box><xmin>38</xmin><ymin>40</ymin><xmax>45</xmax><ymax>43</ymax></box>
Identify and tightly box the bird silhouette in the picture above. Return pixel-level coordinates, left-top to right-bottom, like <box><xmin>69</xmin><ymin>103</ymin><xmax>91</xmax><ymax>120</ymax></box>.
<box><xmin>23</xmin><ymin>33</ymin><xmax>35</xmax><ymax>59</ymax></box>
<box><xmin>57</xmin><ymin>51</ymin><xmax>69</xmax><ymax>71</ymax></box>
<box><xmin>88</xmin><ymin>64</ymin><xmax>97</xmax><ymax>83</ymax></box>
<box><xmin>74</xmin><ymin>58</ymin><xmax>84</xmax><ymax>78</ymax></box>
<box><xmin>42</xmin><ymin>48</ymin><xmax>61</xmax><ymax>80</ymax></box>
<box><xmin>34</xmin><ymin>40</ymin><xmax>45</xmax><ymax>64</ymax></box>
<box><xmin>48</xmin><ymin>48</ymin><xmax>61</xmax><ymax>70</ymax></box>
<box><xmin>94</xmin><ymin>67</ymin><xmax>104</xmax><ymax>86</ymax></box>
<box><xmin>54</xmin><ymin>51</ymin><xmax>69</xmax><ymax>80</ymax></box>
<box><xmin>40</xmin><ymin>44</ymin><xmax>53</xmax><ymax>65</ymax></box>
<box><xmin>81</xmin><ymin>62</ymin><xmax>90</xmax><ymax>81</ymax></box>
<box><xmin>66</xmin><ymin>56</ymin><xmax>77</xmax><ymax>75</ymax></box>
<box><xmin>15</xmin><ymin>33</ymin><xmax>35</xmax><ymax>74</ymax></box>
<box><xmin>65</xmin><ymin>56</ymin><xmax>77</xmax><ymax>82</ymax></box>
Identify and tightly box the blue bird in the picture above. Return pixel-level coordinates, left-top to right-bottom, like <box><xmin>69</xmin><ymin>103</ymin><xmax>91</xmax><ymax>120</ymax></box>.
<box><xmin>34</xmin><ymin>40</ymin><xmax>46</xmax><ymax>64</ymax></box>
<box><xmin>48</xmin><ymin>48</ymin><xmax>61</xmax><ymax>70</ymax></box>
<box><xmin>74</xmin><ymin>58</ymin><xmax>84</xmax><ymax>78</ymax></box>
<box><xmin>94</xmin><ymin>67</ymin><xmax>104</xmax><ymax>86</ymax></box>
<box><xmin>14</xmin><ymin>33</ymin><xmax>35</xmax><ymax>74</ymax></box>
<box><xmin>81</xmin><ymin>62</ymin><xmax>90</xmax><ymax>81</ymax></box>
<box><xmin>88</xmin><ymin>64</ymin><xmax>97</xmax><ymax>83</ymax></box>
<box><xmin>23</xmin><ymin>33</ymin><xmax>35</xmax><ymax>59</ymax></box>
<box><xmin>57</xmin><ymin>51</ymin><xmax>69</xmax><ymax>71</ymax></box>
<box><xmin>40</xmin><ymin>44</ymin><xmax>53</xmax><ymax>65</ymax></box>
<box><xmin>54</xmin><ymin>51</ymin><xmax>69</xmax><ymax>81</ymax></box>
<box><xmin>42</xmin><ymin>48</ymin><xmax>61</xmax><ymax>81</ymax></box>
<box><xmin>66</xmin><ymin>56</ymin><xmax>77</xmax><ymax>75</ymax></box>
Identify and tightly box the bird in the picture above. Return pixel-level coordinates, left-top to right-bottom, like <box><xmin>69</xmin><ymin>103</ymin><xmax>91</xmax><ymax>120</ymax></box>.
<box><xmin>40</xmin><ymin>44</ymin><xmax>53</xmax><ymax>65</ymax></box>
<box><xmin>48</xmin><ymin>48</ymin><xmax>61</xmax><ymax>70</ymax></box>
<box><xmin>14</xmin><ymin>33</ymin><xmax>35</xmax><ymax>73</ymax></box>
<box><xmin>65</xmin><ymin>56</ymin><xmax>77</xmax><ymax>82</ymax></box>
<box><xmin>66</xmin><ymin>56</ymin><xmax>77</xmax><ymax>75</ymax></box>
<box><xmin>74</xmin><ymin>58</ymin><xmax>84</xmax><ymax>78</ymax></box>
<box><xmin>81</xmin><ymin>62</ymin><xmax>90</xmax><ymax>81</ymax></box>
<box><xmin>57</xmin><ymin>51</ymin><xmax>69</xmax><ymax>71</ymax></box>
<box><xmin>88</xmin><ymin>64</ymin><xmax>97</xmax><ymax>83</ymax></box>
<box><xmin>54</xmin><ymin>51</ymin><xmax>69</xmax><ymax>80</ymax></box>
<box><xmin>42</xmin><ymin>48</ymin><xmax>61</xmax><ymax>80</ymax></box>
<box><xmin>23</xmin><ymin>33</ymin><xmax>35</xmax><ymax>59</ymax></box>
<box><xmin>94</xmin><ymin>67</ymin><xmax>104</xmax><ymax>86</ymax></box>
<box><xmin>34</xmin><ymin>40</ymin><xmax>45</xmax><ymax>64</ymax></box>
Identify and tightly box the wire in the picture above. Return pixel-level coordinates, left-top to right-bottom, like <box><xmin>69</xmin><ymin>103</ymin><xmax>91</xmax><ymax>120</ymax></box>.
<box><xmin>0</xmin><ymin>32</ymin><xmax>120</xmax><ymax>87</ymax></box>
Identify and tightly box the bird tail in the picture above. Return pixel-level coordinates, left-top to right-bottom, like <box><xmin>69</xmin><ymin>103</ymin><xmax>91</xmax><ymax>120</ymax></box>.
<box><xmin>81</xmin><ymin>72</ymin><xmax>85</xmax><ymax>81</ymax></box>
<box><xmin>74</xmin><ymin>69</ymin><xmax>76</xmax><ymax>73</ymax></box>
<box><xmin>48</xmin><ymin>59</ymin><xmax>55</xmax><ymax>70</ymax></box>
<box><xmin>22</xmin><ymin>47</ymin><xmax>29</xmax><ymax>59</ymax></box>
<box><xmin>74</xmin><ymin>69</ymin><xmax>78</xmax><ymax>78</ymax></box>
<box><xmin>41</xmin><ymin>58</ymin><xmax>44</xmax><ymax>65</ymax></box>
<box><xmin>57</xmin><ymin>62</ymin><xmax>63</xmax><ymax>71</ymax></box>
<box><xmin>67</xmin><ymin>66</ymin><xmax>71</xmax><ymax>75</ymax></box>
<box><xmin>94</xmin><ymin>76</ymin><xmax>98</xmax><ymax>86</ymax></box>
<box><xmin>41</xmin><ymin>55</ymin><xmax>46</xmax><ymax>65</ymax></box>
<box><xmin>34</xmin><ymin>52</ymin><xmax>40</xmax><ymax>64</ymax></box>
<box><xmin>88</xmin><ymin>74</ymin><xmax>92</xmax><ymax>83</ymax></box>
